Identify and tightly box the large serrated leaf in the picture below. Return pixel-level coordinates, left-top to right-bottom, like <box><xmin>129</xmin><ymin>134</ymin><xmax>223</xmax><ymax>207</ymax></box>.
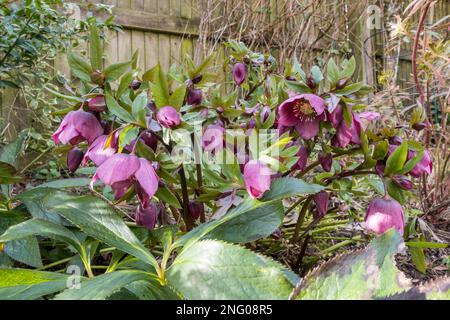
<box><xmin>296</xmin><ymin>229</ymin><xmax>411</xmax><ymax>300</ymax></box>
<box><xmin>385</xmin><ymin>277</ymin><xmax>450</xmax><ymax>300</ymax></box>
<box><xmin>0</xmin><ymin>268</ymin><xmax>70</xmax><ymax>300</ymax></box>
<box><xmin>49</xmin><ymin>195</ymin><xmax>158</xmax><ymax>268</ymax></box>
<box><xmin>54</xmin><ymin>270</ymin><xmax>154</xmax><ymax>300</ymax></box>
<box><xmin>167</xmin><ymin>240</ymin><xmax>295</xmax><ymax>299</ymax></box>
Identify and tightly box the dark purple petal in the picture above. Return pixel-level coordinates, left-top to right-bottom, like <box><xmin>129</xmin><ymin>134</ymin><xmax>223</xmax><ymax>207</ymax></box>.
<box><xmin>67</xmin><ymin>148</ymin><xmax>83</xmax><ymax>173</ymax></box>
<box><xmin>134</xmin><ymin>158</ymin><xmax>160</xmax><ymax>203</ymax></box>
<box><xmin>318</xmin><ymin>152</ymin><xmax>332</xmax><ymax>172</ymax></box>
<box><xmin>313</xmin><ymin>191</ymin><xmax>329</xmax><ymax>219</ymax></box>
<box><xmin>295</xmin><ymin>117</ymin><xmax>321</xmax><ymax>140</ymax></box>
<box><xmin>232</xmin><ymin>63</ymin><xmax>247</xmax><ymax>85</ymax></box>
<box><xmin>135</xmin><ymin>203</ymin><xmax>159</xmax><ymax>230</ymax></box>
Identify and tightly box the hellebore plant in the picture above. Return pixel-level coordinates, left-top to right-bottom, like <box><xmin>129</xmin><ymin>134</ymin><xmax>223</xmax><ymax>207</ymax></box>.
<box><xmin>1</xmin><ymin>31</ymin><xmax>443</xmax><ymax>301</ymax></box>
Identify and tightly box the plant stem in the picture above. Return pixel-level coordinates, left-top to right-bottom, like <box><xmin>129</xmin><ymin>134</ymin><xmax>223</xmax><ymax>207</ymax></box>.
<box><xmin>179</xmin><ymin>165</ymin><xmax>194</xmax><ymax>230</ymax></box>
<box><xmin>291</xmin><ymin>196</ymin><xmax>312</xmax><ymax>243</ymax></box>
<box><xmin>37</xmin><ymin>257</ymin><xmax>74</xmax><ymax>271</ymax></box>
<box><xmin>19</xmin><ymin>146</ymin><xmax>52</xmax><ymax>174</ymax></box>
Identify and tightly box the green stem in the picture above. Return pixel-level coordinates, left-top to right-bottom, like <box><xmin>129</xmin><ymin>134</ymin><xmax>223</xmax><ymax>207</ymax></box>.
<box><xmin>291</xmin><ymin>196</ymin><xmax>312</xmax><ymax>243</ymax></box>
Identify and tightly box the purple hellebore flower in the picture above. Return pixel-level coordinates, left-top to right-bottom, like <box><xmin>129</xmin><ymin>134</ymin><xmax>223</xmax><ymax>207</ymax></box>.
<box><xmin>243</xmin><ymin>160</ymin><xmax>272</xmax><ymax>199</ymax></box>
<box><xmin>409</xmin><ymin>149</ymin><xmax>432</xmax><ymax>177</ymax></box>
<box><xmin>202</xmin><ymin>124</ymin><xmax>225</xmax><ymax>153</ymax></box>
<box><xmin>365</xmin><ymin>197</ymin><xmax>404</xmax><ymax>235</ymax></box>
<box><xmin>313</xmin><ymin>191</ymin><xmax>329</xmax><ymax>219</ymax></box>
<box><xmin>187</xmin><ymin>88</ymin><xmax>203</xmax><ymax>105</ymax></box>
<box><xmin>67</xmin><ymin>148</ymin><xmax>83</xmax><ymax>173</ymax></box>
<box><xmin>92</xmin><ymin>153</ymin><xmax>159</xmax><ymax>206</ymax></box>
<box><xmin>278</xmin><ymin>94</ymin><xmax>326</xmax><ymax>140</ymax></box>
<box><xmin>392</xmin><ymin>175</ymin><xmax>413</xmax><ymax>190</ymax></box>
<box><xmin>188</xmin><ymin>200</ymin><xmax>204</xmax><ymax>220</ymax></box>
<box><xmin>292</xmin><ymin>144</ymin><xmax>309</xmax><ymax>172</ymax></box>
<box><xmin>82</xmin><ymin>135</ymin><xmax>116</xmax><ymax>166</ymax></box>
<box><xmin>52</xmin><ymin>108</ymin><xmax>103</xmax><ymax>145</ymax></box>
<box><xmin>87</xmin><ymin>95</ymin><xmax>106</xmax><ymax>112</ymax></box>
<box><xmin>232</xmin><ymin>63</ymin><xmax>247</xmax><ymax>86</ymax></box>
<box><xmin>318</xmin><ymin>152</ymin><xmax>333</xmax><ymax>172</ymax></box>
<box><xmin>157</xmin><ymin>106</ymin><xmax>181</xmax><ymax>128</ymax></box>
<box><xmin>135</xmin><ymin>203</ymin><xmax>159</xmax><ymax>230</ymax></box>
<box><xmin>259</xmin><ymin>105</ymin><xmax>271</xmax><ymax>123</ymax></box>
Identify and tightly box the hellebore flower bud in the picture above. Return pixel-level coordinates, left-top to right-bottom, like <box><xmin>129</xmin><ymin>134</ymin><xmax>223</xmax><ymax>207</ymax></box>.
<box><xmin>318</xmin><ymin>152</ymin><xmax>333</xmax><ymax>172</ymax></box>
<box><xmin>67</xmin><ymin>148</ymin><xmax>83</xmax><ymax>173</ymax></box>
<box><xmin>140</xmin><ymin>132</ymin><xmax>158</xmax><ymax>152</ymax></box>
<box><xmin>365</xmin><ymin>197</ymin><xmax>405</xmax><ymax>235</ymax></box>
<box><xmin>392</xmin><ymin>175</ymin><xmax>413</xmax><ymax>190</ymax></box>
<box><xmin>157</xmin><ymin>106</ymin><xmax>181</xmax><ymax>128</ymax></box>
<box><xmin>313</xmin><ymin>191</ymin><xmax>329</xmax><ymax>219</ymax></box>
<box><xmin>187</xmin><ymin>88</ymin><xmax>203</xmax><ymax>105</ymax></box>
<box><xmin>135</xmin><ymin>203</ymin><xmax>159</xmax><ymax>230</ymax></box>
<box><xmin>285</xmin><ymin>75</ymin><xmax>296</xmax><ymax>81</ymax></box>
<box><xmin>188</xmin><ymin>201</ymin><xmax>204</xmax><ymax>220</ymax></box>
<box><xmin>306</xmin><ymin>77</ymin><xmax>316</xmax><ymax>89</ymax></box>
<box><xmin>259</xmin><ymin>105</ymin><xmax>271</xmax><ymax>123</ymax></box>
<box><xmin>412</xmin><ymin>122</ymin><xmax>426</xmax><ymax>131</ymax></box>
<box><xmin>232</xmin><ymin>63</ymin><xmax>247</xmax><ymax>86</ymax></box>
<box><xmin>192</xmin><ymin>75</ymin><xmax>203</xmax><ymax>84</ymax></box>
<box><xmin>247</xmin><ymin>117</ymin><xmax>257</xmax><ymax>129</ymax></box>
<box><xmin>409</xmin><ymin>149</ymin><xmax>433</xmax><ymax>177</ymax></box>
<box><xmin>90</xmin><ymin>70</ymin><xmax>105</xmax><ymax>86</ymax></box>
<box><xmin>292</xmin><ymin>145</ymin><xmax>309</xmax><ymax>171</ymax></box>
<box><xmin>336</xmin><ymin>78</ymin><xmax>349</xmax><ymax>90</ymax></box>
<box><xmin>87</xmin><ymin>95</ymin><xmax>106</xmax><ymax>112</ymax></box>
<box><xmin>375</xmin><ymin>161</ymin><xmax>386</xmax><ymax>176</ymax></box>
<box><xmin>129</xmin><ymin>80</ymin><xmax>141</xmax><ymax>90</ymax></box>
<box><xmin>243</xmin><ymin>160</ymin><xmax>272</xmax><ymax>199</ymax></box>
<box><xmin>389</xmin><ymin>136</ymin><xmax>403</xmax><ymax>145</ymax></box>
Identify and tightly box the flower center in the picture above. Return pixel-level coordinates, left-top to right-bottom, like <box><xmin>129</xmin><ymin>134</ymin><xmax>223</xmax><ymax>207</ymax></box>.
<box><xmin>293</xmin><ymin>99</ymin><xmax>316</xmax><ymax>121</ymax></box>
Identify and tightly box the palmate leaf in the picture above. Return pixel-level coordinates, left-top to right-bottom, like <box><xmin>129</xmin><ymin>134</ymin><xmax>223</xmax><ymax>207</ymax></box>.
<box><xmin>167</xmin><ymin>240</ymin><xmax>296</xmax><ymax>300</ymax></box>
<box><xmin>0</xmin><ymin>268</ymin><xmax>71</xmax><ymax>300</ymax></box>
<box><xmin>295</xmin><ymin>229</ymin><xmax>411</xmax><ymax>300</ymax></box>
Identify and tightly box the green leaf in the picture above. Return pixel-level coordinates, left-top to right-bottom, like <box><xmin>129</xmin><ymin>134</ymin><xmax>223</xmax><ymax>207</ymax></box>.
<box><xmin>0</xmin><ymin>161</ymin><xmax>22</xmax><ymax>184</ymax></box>
<box><xmin>387</xmin><ymin>278</ymin><xmax>450</xmax><ymax>300</ymax></box>
<box><xmin>0</xmin><ymin>130</ymin><xmax>27</xmax><ymax>166</ymax></box>
<box><xmin>50</xmin><ymin>195</ymin><xmax>158</xmax><ymax>268</ymax></box>
<box><xmin>0</xmin><ymin>218</ymin><xmax>83</xmax><ymax>254</ymax></box>
<box><xmin>327</xmin><ymin>58</ymin><xmax>340</xmax><ymax>86</ymax></box>
<box><xmin>296</xmin><ymin>229</ymin><xmax>411</xmax><ymax>300</ymax></box>
<box><xmin>118</xmin><ymin>125</ymin><xmax>139</xmax><ymax>153</ymax></box>
<box><xmin>341</xmin><ymin>57</ymin><xmax>356</xmax><ymax>79</ymax></box>
<box><xmin>372</xmin><ymin>140</ymin><xmax>389</xmax><ymax>160</ymax></box>
<box><xmin>167</xmin><ymin>240</ymin><xmax>295</xmax><ymax>299</ymax></box>
<box><xmin>116</xmin><ymin>71</ymin><xmax>134</xmax><ymax>98</ymax></box>
<box><xmin>36</xmin><ymin>178</ymin><xmax>91</xmax><ymax>189</ymax></box>
<box><xmin>409</xmin><ymin>246</ymin><xmax>427</xmax><ymax>274</ymax></box>
<box><xmin>399</xmin><ymin>141</ymin><xmax>423</xmax><ymax>175</ymax></box>
<box><xmin>386</xmin><ymin>179</ymin><xmax>406</xmax><ymax>204</ymax></box>
<box><xmin>131</xmin><ymin>92</ymin><xmax>148</xmax><ymax>126</ymax></box>
<box><xmin>104</xmin><ymin>61</ymin><xmax>131</xmax><ymax>82</ymax></box>
<box><xmin>89</xmin><ymin>24</ymin><xmax>103</xmax><ymax>71</ymax></box>
<box><xmin>125</xmin><ymin>280</ymin><xmax>181</xmax><ymax>300</ymax></box>
<box><xmin>54</xmin><ymin>270</ymin><xmax>155</xmax><ymax>300</ymax></box>
<box><xmin>150</xmin><ymin>64</ymin><xmax>170</xmax><ymax>108</ymax></box>
<box><xmin>311</xmin><ymin>65</ymin><xmax>323</xmax><ymax>84</ymax></box>
<box><xmin>155</xmin><ymin>186</ymin><xmax>181</xmax><ymax>209</ymax></box>
<box><xmin>168</xmin><ymin>85</ymin><xmax>186</xmax><ymax>110</ymax></box>
<box><xmin>0</xmin><ymin>268</ymin><xmax>70</xmax><ymax>300</ymax></box>
<box><xmin>262</xmin><ymin>178</ymin><xmax>324</xmax><ymax>202</ymax></box>
<box><xmin>68</xmin><ymin>51</ymin><xmax>92</xmax><ymax>82</ymax></box>
<box><xmin>335</xmin><ymin>82</ymin><xmax>363</xmax><ymax>95</ymax></box>
<box><xmin>405</xmin><ymin>241</ymin><xmax>448</xmax><ymax>249</ymax></box>
<box><xmin>384</xmin><ymin>142</ymin><xmax>408</xmax><ymax>176</ymax></box>
<box><xmin>105</xmin><ymin>91</ymin><xmax>134</xmax><ymax>123</ymax></box>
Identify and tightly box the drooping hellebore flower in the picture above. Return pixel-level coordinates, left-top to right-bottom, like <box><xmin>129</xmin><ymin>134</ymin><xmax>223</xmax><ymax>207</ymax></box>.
<box><xmin>202</xmin><ymin>124</ymin><xmax>225</xmax><ymax>153</ymax></box>
<box><xmin>365</xmin><ymin>197</ymin><xmax>404</xmax><ymax>235</ymax></box>
<box><xmin>187</xmin><ymin>88</ymin><xmax>203</xmax><ymax>105</ymax></box>
<box><xmin>291</xmin><ymin>143</ymin><xmax>309</xmax><ymax>172</ymax></box>
<box><xmin>52</xmin><ymin>108</ymin><xmax>103</xmax><ymax>145</ymax></box>
<box><xmin>243</xmin><ymin>160</ymin><xmax>272</xmax><ymax>199</ymax></box>
<box><xmin>92</xmin><ymin>153</ymin><xmax>159</xmax><ymax>206</ymax></box>
<box><xmin>278</xmin><ymin>94</ymin><xmax>326</xmax><ymax>140</ymax></box>
<box><xmin>409</xmin><ymin>149</ymin><xmax>432</xmax><ymax>177</ymax></box>
<box><xmin>318</xmin><ymin>152</ymin><xmax>333</xmax><ymax>172</ymax></box>
<box><xmin>313</xmin><ymin>191</ymin><xmax>329</xmax><ymax>219</ymax></box>
<box><xmin>135</xmin><ymin>203</ymin><xmax>159</xmax><ymax>230</ymax></box>
<box><xmin>232</xmin><ymin>63</ymin><xmax>247</xmax><ymax>86</ymax></box>
<box><xmin>157</xmin><ymin>106</ymin><xmax>181</xmax><ymax>128</ymax></box>
<box><xmin>82</xmin><ymin>135</ymin><xmax>116</xmax><ymax>166</ymax></box>
<box><xmin>67</xmin><ymin>148</ymin><xmax>84</xmax><ymax>173</ymax></box>
<box><xmin>188</xmin><ymin>200</ymin><xmax>204</xmax><ymax>220</ymax></box>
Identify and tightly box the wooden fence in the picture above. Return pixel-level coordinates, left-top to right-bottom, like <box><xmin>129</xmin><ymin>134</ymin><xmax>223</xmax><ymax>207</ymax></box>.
<box><xmin>1</xmin><ymin>0</ymin><xmax>449</xmax><ymax>140</ymax></box>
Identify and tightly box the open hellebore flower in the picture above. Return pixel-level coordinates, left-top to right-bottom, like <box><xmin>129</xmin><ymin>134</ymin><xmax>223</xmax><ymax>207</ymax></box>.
<box><xmin>278</xmin><ymin>94</ymin><xmax>326</xmax><ymax>140</ymax></box>
<box><xmin>52</xmin><ymin>108</ymin><xmax>103</xmax><ymax>145</ymax></box>
<box><xmin>202</xmin><ymin>124</ymin><xmax>225</xmax><ymax>153</ymax></box>
<box><xmin>135</xmin><ymin>203</ymin><xmax>159</xmax><ymax>230</ymax></box>
<box><xmin>232</xmin><ymin>63</ymin><xmax>247</xmax><ymax>85</ymax></box>
<box><xmin>67</xmin><ymin>148</ymin><xmax>83</xmax><ymax>173</ymax></box>
<box><xmin>243</xmin><ymin>160</ymin><xmax>272</xmax><ymax>199</ymax></box>
<box><xmin>365</xmin><ymin>197</ymin><xmax>404</xmax><ymax>235</ymax></box>
<box><xmin>157</xmin><ymin>106</ymin><xmax>181</xmax><ymax>128</ymax></box>
<box><xmin>82</xmin><ymin>135</ymin><xmax>116</xmax><ymax>166</ymax></box>
<box><xmin>92</xmin><ymin>153</ymin><xmax>159</xmax><ymax>206</ymax></box>
<box><xmin>313</xmin><ymin>191</ymin><xmax>329</xmax><ymax>219</ymax></box>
